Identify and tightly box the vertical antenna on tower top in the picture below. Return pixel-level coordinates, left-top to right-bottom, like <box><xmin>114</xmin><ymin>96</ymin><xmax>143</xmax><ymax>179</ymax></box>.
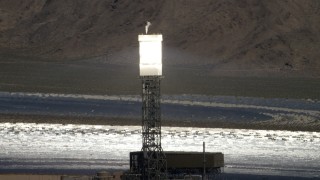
<box><xmin>145</xmin><ymin>21</ymin><xmax>151</xmax><ymax>34</ymax></box>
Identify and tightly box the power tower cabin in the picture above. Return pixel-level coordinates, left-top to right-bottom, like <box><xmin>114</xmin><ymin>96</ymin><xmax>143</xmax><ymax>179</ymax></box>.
<box><xmin>129</xmin><ymin>151</ymin><xmax>224</xmax><ymax>179</ymax></box>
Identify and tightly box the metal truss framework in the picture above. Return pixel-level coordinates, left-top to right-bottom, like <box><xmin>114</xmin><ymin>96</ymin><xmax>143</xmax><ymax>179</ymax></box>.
<box><xmin>140</xmin><ymin>76</ymin><xmax>167</xmax><ymax>180</ymax></box>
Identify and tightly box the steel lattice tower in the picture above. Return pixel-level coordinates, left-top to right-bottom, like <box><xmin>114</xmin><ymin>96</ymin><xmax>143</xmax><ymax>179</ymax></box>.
<box><xmin>141</xmin><ymin>76</ymin><xmax>167</xmax><ymax>179</ymax></box>
<box><xmin>137</xmin><ymin>33</ymin><xmax>167</xmax><ymax>179</ymax></box>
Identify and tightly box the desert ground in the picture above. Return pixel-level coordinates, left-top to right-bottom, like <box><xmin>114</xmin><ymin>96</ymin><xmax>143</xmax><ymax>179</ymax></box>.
<box><xmin>1</xmin><ymin>55</ymin><xmax>319</xmax><ymax>131</ymax></box>
<box><xmin>1</xmin><ymin>56</ymin><xmax>319</xmax><ymax>99</ymax></box>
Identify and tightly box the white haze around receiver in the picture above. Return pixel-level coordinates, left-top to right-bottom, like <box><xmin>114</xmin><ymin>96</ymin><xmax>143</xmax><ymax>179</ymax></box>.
<box><xmin>145</xmin><ymin>21</ymin><xmax>151</xmax><ymax>34</ymax></box>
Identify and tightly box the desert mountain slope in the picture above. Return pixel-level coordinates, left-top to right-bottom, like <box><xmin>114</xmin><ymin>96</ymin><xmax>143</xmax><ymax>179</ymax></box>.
<box><xmin>0</xmin><ymin>0</ymin><xmax>319</xmax><ymax>77</ymax></box>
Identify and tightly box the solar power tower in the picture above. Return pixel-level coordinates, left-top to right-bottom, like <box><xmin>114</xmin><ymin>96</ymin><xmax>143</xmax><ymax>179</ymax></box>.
<box><xmin>138</xmin><ymin>33</ymin><xmax>167</xmax><ymax>179</ymax></box>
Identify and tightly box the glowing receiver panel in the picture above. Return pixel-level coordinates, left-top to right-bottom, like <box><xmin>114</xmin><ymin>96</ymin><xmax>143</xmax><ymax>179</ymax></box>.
<box><xmin>139</xmin><ymin>34</ymin><xmax>162</xmax><ymax>76</ymax></box>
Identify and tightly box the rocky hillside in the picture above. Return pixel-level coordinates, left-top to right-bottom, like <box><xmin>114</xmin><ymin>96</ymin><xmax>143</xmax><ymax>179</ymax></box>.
<box><xmin>0</xmin><ymin>0</ymin><xmax>320</xmax><ymax>77</ymax></box>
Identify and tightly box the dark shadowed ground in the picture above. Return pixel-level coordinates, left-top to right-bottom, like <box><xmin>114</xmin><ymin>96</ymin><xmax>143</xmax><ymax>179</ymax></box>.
<box><xmin>1</xmin><ymin>56</ymin><xmax>319</xmax><ymax>99</ymax></box>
